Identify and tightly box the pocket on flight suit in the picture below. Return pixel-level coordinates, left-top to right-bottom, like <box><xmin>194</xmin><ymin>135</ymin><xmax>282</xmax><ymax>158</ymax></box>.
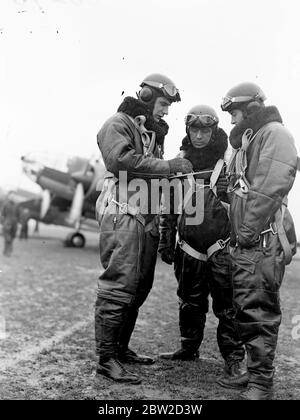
<box><xmin>99</xmin><ymin>203</ymin><xmax>118</xmax><ymax>268</ymax></box>
<box><xmin>274</xmin><ymin>252</ymin><xmax>285</xmax><ymax>290</ymax></box>
<box><xmin>231</xmin><ymin>246</ymin><xmax>264</xmax><ymax>293</ymax></box>
<box><xmin>265</xmin><ymin>254</ymin><xmax>283</xmax><ymax>314</ymax></box>
<box><xmin>112</xmin><ymin>210</ymin><xmax>146</xmax><ymax>289</ymax></box>
<box><xmin>99</xmin><ymin>207</ymin><xmax>145</xmax><ymax>297</ymax></box>
<box><xmin>232</xmin><ymin>246</ymin><xmax>262</xmax><ymax>274</ymax></box>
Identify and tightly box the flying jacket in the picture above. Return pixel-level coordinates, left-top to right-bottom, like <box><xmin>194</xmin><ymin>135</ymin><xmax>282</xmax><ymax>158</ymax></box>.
<box><xmin>228</xmin><ymin>106</ymin><xmax>297</xmax><ymax>253</ymax></box>
<box><xmin>97</xmin><ymin>106</ymin><xmax>171</xmax><ymax>225</ymax></box>
<box><xmin>98</xmin><ymin>112</ymin><xmax>171</xmax><ymax>179</ymax></box>
<box><xmin>159</xmin><ymin>128</ymin><xmax>229</xmax><ymax>254</ymax></box>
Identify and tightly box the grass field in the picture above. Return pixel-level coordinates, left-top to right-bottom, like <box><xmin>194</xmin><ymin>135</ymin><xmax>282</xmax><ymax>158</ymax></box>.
<box><xmin>0</xmin><ymin>224</ymin><xmax>299</xmax><ymax>400</ymax></box>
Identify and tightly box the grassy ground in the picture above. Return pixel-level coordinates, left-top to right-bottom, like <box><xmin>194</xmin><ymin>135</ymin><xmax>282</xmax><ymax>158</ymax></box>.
<box><xmin>0</xmin><ymin>224</ymin><xmax>299</xmax><ymax>400</ymax></box>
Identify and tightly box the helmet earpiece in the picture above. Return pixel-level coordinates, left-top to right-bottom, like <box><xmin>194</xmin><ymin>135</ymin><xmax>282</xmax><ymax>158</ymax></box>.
<box><xmin>139</xmin><ymin>86</ymin><xmax>154</xmax><ymax>103</ymax></box>
<box><xmin>246</xmin><ymin>100</ymin><xmax>263</xmax><ymax>115</ymax></box>
<box><xmin>139</xmin><ymin>73</ymin><xmax>181</xmax><ymax>103</ymax></box>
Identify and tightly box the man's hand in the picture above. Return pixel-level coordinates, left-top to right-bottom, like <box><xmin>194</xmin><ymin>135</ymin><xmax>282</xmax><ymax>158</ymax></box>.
<box><xmin>160</xmin><ymin>247</ymin><xmax>175</xmax><ymax>265</ymax></box>
<box><xmin>168</xmin><ymin>158</ymin><xmax>193</xmax><ymax>174</ymax></box>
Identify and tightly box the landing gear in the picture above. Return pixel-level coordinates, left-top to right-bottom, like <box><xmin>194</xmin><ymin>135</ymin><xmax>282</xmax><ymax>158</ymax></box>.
<box><xmin>64</xmin><ymin>231</ymin><xmax>86</xmax><ymax>248</ymax></box>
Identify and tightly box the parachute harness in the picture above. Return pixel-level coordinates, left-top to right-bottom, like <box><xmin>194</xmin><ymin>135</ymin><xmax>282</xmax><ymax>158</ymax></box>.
<box><xmin>227</xmin><ymin>127</ymin><xmax>263</xmax><ymax>194</ymax></box>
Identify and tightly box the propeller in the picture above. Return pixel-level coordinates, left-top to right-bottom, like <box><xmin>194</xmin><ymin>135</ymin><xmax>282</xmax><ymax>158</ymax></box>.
<box><xmin>65</xmin><ymin>182</ymin><xmax>85</xmax><ymax>226</ymax></box>
<box><xmin>40</xmin><ymin>189</ymin><xmax>51</xmax><ymax>219</ymax></box>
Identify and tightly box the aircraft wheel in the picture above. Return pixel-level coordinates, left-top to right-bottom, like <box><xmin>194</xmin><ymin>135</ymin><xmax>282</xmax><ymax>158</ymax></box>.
<box><xmin>64</xmin><ymin>232</ymin><xmax>86</xmax><ymax>248</ymax></box>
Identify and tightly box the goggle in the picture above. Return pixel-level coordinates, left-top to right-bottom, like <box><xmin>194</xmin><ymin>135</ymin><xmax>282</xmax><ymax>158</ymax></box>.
<box><xmin>142</xmin><ymin>80</ymin><xmax>180</xmax><ymax>98</ymax></box>
<box><xmin>221</xmin><ymin>95</ymin><xmax>258</xmax><ymax>111</ymax></box>
<box><xmin>185</xmin><ymin>113</ymin><xmax>218</xmax><ymax>127</ymax></box>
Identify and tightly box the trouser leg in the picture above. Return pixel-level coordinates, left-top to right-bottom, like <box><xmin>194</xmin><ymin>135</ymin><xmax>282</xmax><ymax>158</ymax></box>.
<box><xmin>208</xmin><ymin>248</ymin><xmax>245</xmax><ymax>366</ymax></box>
<box><xmin>95</xmin><ymin>210</ymin><xmax>142</xmax><ymax>358</ymax></box>
<box><xmin>94</xmin><ymin>295</ymin><xmax>142</xmax><ymax>384</ymax></box>
<box><xmin>118</xmin><ymin>307</ymin><xmax>139</xmax><ymax>353</ymax></box>
<box><xmin>3</xmin><ymin>237</ymin><xmax>10</xmax><ymax>255</ymax></box>
<box><xmin>3</xmin><ymin>224</ymin><xmax>14</xmax><ymax>256</ymax></box>
<box><xmin>95</xmin><ymin>295</ymin><xmax>126</xmax><ymax>361</ymax></box>
<box><xmin>179</xmin><ymin>301</ymin><xmax>207</xmax><ymax>351</ymax></box>
<box><xmin>175</xmin><ymin>248</ymin><xmax>209</xmax><ymax>351</ymax></box>
<box><xmin>231</xmin><ymin>234</ymin><xmax>285</xmax><ymax>388</ymax></box>
<box><xmin>118</xmin><ymin>227</ymin><xmax>159</xmax><ymax>353</ymax></box>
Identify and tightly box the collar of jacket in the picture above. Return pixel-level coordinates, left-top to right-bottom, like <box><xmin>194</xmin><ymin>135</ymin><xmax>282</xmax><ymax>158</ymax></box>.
<box><xmin>117</xmin><ymin>96</ymin><xmax>169</xmax><ymax>146</ymax></box>
<box><xmin>180</xmin><ymin>127</ymin><xmax>228</xmax><ymax>171</ymax></box>
<box><xmin>229</xmin><ymin>105</ymin><xmax>283</xmax><ymax>149</ymax></box>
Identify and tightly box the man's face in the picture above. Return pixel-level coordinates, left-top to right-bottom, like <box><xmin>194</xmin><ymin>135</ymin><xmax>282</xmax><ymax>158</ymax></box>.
<box><xmin>152</xmin><ymin>97</ymin><xmax>171</xmax><ymax>122</ymax></box>
<box><xmin>229</xmin><ymin>109</ymin><xmax>244</xmax><ymax>125</ymax></box>
<box><xmin>189</xmin><ymin>125</ymin><xmax>213</xmax><ymax>149</ymax></box>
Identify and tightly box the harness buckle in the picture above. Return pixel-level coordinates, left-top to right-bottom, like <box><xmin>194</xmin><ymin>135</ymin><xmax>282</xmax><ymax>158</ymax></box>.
<box><xmin>270</xmin><ymin>222</ymin><xmax>277</xmax><ymax>235</ymax></box>
<box><xmin>239</xmin><ymin>177</ymin><xmax>249</xmax><ymax>193</ymax></box>
<box><xmin>111</xmin><ymin>199</ymin><xmax>128</xmax><ymax>214</ymax></box>
<box><xmin>119</xmin><ymin>202</ymin><xmax>128</xmax><ymax>214</ymax></box>
<box><xmin>216</xmin><ymin>238</ymin><xmax>230</xmax><ymax>249</ymax></box>
<box><xmin>260</xmin><ymin>223</ymin><xmax>278</xmax><ymax>236</ymax></box>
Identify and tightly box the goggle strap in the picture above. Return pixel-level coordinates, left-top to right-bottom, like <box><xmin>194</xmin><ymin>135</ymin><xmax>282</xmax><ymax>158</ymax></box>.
<box><xmin>142</xmin><ymin>81</ymin><xmax>179</xmax><ymax>97</ymax></box>
<box><xmin>222</xmin><ymin>93</ymin><xmax>262</xmax><ymax>109</ymax></box>
<box><xmin>185</xmin><ymin>114</ymin><xmax>218</xmax><ymax>126</ymax></box>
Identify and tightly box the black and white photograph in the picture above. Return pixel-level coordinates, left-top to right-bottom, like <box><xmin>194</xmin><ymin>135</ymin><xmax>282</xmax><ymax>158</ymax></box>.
<box><xmin>0</xmin><ymin>0</ymin><xmax>299</xmax><ymax>404</ymax></box>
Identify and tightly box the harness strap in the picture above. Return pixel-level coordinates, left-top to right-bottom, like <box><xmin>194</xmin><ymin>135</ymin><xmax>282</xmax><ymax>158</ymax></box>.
<box><xmin>232</xmin><ymin>192</ymin><xmax>292</xmax><ymax>264</ymax></box>
<box><xmin>129</xmin><ymin>115</ymin><xmax>156</xmax><ymax>157</ymax></box>
<box><xmin>227</xmin><ymin>127</ymin><xmax>264</xmax><ymax>193</ymax></box>
<box><xmin>110</xmin><ymin>198</ymin><xmax>158</xmax><ymax>232</ymax></box>
<box><xmin>210</xmin><ymin>158</ymin><xmax>225</xmax><ymax>195</ymax></box>
<box><xmin>178</xmin><ymin>237</ymin><xmax>230</xmax><ymax>261</ymax></box>
<box><xmin>233</xmin><ymin>186</ymin><xmax>248</xmax><ymax>200</ymax></box>
<box><xmin>274</xmin><ymin>201</ymin><xmax>292</xmax><ymax>265</ymax></box>
<box><xmin>220</xmin><ymin>200</ymin><xmax>230</xmax><ymax>217</ymax></box>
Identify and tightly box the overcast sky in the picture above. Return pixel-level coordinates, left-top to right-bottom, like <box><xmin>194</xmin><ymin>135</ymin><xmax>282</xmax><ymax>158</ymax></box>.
<box><xmin>0</xmin><ymin>0</ymin><xmax>299</xmax><ymax>231</ymax></box>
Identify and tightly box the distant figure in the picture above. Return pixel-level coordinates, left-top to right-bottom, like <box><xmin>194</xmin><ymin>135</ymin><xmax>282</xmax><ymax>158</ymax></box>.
<box><xmin>1</xmin><ymin>192</ymin><xmax>20</xmax><ymax>257</ymax></box>
<box><xmin>19</xmin><ymin>207</ymin><xmax>30</xmax><ymax>240</ymax></box>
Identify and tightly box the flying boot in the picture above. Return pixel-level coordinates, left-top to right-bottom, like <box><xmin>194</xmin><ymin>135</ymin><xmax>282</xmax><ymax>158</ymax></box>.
<box><xmin>95</xmin><ymin>297</ymin><xmax>142</xmax><ymax>384</ymax></box>
<box><xmin>217</xmin><ymin>361</ymin><xmax>248</xmax><ymax>389</ymax></box>
<box><xmin>117</xmin><ymin>307</ymin><xmax>155</xmax><ymax>364</ymax></box>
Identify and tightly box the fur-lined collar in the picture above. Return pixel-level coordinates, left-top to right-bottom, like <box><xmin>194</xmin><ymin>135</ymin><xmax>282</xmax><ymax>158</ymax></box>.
<box><xmin>229</xmin><ymin>106</ymin><xmax>283</xmax><ymax>149</ymax></box>
<box><xmin>180</xmin><ymin>127</ymin><xmax>228</xmax><ymax>170</ymax></box>
<box><xmin>117</xmin><ymin>96</ymin><xmax>169</xmax><ymax>146</ymax></box>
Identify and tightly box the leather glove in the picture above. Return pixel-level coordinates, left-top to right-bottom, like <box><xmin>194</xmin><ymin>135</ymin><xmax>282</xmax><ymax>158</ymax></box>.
<box><xmin>229</xmin><ymin>233</ymin><xmax>237</xmax><ymax>248</ymax></box>
<box><xmin>216</xmin><ymin>174</ymin><xmax>229</xmax><ymax>195</ymax></box>
<box><xmin>160</xmin><ymin>247</ymin><xmax>175</xmax><ymax>265</ymax></box>
<box><xmin>168</xmin><ymin>158</ymin><xmax>193</xmax><ymax>174</ymax></box>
